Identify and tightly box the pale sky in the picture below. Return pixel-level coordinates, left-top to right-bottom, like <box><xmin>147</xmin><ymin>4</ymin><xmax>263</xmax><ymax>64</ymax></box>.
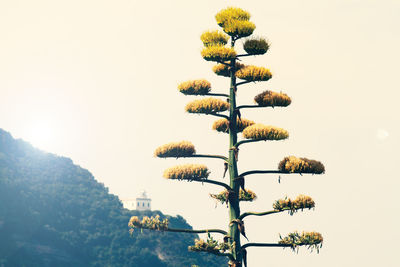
<box><xmin>1</xmin><ymin>0</ymin><xmax>399</xmax><ymax>266</ymax></box>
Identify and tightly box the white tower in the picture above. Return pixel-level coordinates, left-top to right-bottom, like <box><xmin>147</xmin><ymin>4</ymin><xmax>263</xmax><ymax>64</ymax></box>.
<box><xmin>135</xmin><ymin>191</ymin><xmax>151</xmax><ymax>211</ymax></box>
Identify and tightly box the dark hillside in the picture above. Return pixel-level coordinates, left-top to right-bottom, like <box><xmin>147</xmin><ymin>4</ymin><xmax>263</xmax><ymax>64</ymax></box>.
<box><xmin>0</xmin><ymin>129</ymin><xmax>224</xmax><ymax>267</ymax></box>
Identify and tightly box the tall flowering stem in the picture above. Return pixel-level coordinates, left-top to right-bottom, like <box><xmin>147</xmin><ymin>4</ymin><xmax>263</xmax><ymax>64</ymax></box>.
<box><xmin>129</xmin><ymin>6</ymin><xmax>326</xmax><ymax>267</ymax></box>
<box><xmin>227</xmin><ymin>35</ymin><xmax>243</xmax><ymax>264</ymax></box>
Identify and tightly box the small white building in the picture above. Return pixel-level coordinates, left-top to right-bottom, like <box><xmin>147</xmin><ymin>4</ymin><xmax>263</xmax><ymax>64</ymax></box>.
<box><xmin>121</xmin><ymin>191</ymin><xmax>152</xmax><ymax>211</ymax></box>
<box><xmin>135</xmin><ymin>191</ymin><xmax>151</xmax><ymax>211</ymax></box>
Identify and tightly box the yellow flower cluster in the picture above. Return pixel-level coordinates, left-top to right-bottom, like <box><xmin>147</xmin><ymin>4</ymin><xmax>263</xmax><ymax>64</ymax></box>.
<box><xmin>210</xmin><ymin>189</ymin><xmax>257</xmax><ymax>205</ymax></box>
<box><xmin>222</xmin><ymin>20</ymin><xmax>255</xmax><ymax>38</ymax></box>
<box><xmin>279</xmin><ymin>231</ymin><xmax>323</xmax><ymax>252</ymax></box>
<box><xmin>154</xmin><ymin>141</ymin><xmax>196</xmax><ymax>158</ymax></box>
<box><xmin>273</xmin><ymin>195</ymin><xmax>315</xmax><ymax>215</ymax></box>
<box><xmin>278</xmin><ymin>156</ymin><xmax>325</xmax><ymax>174</ymax></box>
<box><xmin>212</xmin><ymin>118</ymin><xmax>255</xmax><ymax>133</ymax></box>
<box><xmin>128</xmin><ymin>215</ymin><xmax>169</xmax><ymax>231</ymax></box>
<box><xmin>242</xmin><ymin>124</ymin><xmax>289</xmax><ymax>141</ymax></box>
<box><xmin>185</xmin><ymin>97</ymin><xmax>229</xmax><ymax>114</ymax></box>
<box><xmin>163</xmin><ymin>164</ymin><xmax>209</xmax><ymax>180</ymax></box>
<box><xmin>239</xmin><ymin>189</ymin><xmax>257</xmax><ymax>201</ymax></box>
<box><xmin>201</xmin><ymin>45</ymin><xmax>237</xmax><ymax>62</ymax></box>
<box><xmin>212</xmin><ymin>62</ymin><xmax>245</xmax><ymax>77</ymax></box>
<box><xmin>215</xmin><ymin>7</ymin><xmax>255</xmax><ymax>38</ymax></box>
<box><xmin>215</xmin><ymin>7</ymin><xmax>251</xmax><ymax>26</ymax></box>
<box><xmin>243</xmin><ymin>37</ymin><xmax>270</xmax><ymax>55</ymax></box>
<box><xmin>236</xmin><ymin>65</ymin><xmax>272</xmax><ymax>82</ymax></box>
<box><xmin>200</xmin><ymin>30</ymin><xmax>229</xmax><ymax>47</ymax></box>
<box><xmin>254</xmin><ymin>90</ymin><xmax>291</xmax><ymax>107</ymax></box>
<box><xmin>189</xmin><ymin>237</ymin><xmax>230</xmax><ymax>254</ymax></box>
<box><xmin>178</xmin><ymin>79</ymin><xmax>211</xmax><ymax>95</ymax></box>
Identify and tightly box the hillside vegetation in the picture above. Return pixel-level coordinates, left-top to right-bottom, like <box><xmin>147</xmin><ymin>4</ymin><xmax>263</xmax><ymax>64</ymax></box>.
<box><xmin>0</xmin><ymin>129</ymin><xmax>224</xmax><ymax>267</ymax></box>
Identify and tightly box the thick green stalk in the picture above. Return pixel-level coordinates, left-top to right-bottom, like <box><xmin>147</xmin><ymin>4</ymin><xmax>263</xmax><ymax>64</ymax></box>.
<box><xmin>228</xmin><ymin>39</ymin><xmax>242</xmax><ymax>266</ymax></box>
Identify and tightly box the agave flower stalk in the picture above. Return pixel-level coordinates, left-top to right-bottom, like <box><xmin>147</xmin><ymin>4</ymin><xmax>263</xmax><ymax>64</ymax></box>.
<box><xmin>128</xmin><ymin>6</ymin><xmax>326</xmax><ymax>267</ymax></box>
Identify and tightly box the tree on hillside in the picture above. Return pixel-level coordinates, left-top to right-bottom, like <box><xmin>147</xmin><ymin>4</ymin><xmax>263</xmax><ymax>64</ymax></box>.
<box><xmin>129</xmin><ymin>7</ymin><xmax>325</xmax><ymax>267</ymax></box>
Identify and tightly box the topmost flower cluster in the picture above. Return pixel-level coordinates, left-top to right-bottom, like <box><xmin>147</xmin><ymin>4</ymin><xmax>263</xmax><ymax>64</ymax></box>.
<box><xmin>215</xmin><ymin>7</ymin><xmax>255</xmax><ymax>39</ymax></box>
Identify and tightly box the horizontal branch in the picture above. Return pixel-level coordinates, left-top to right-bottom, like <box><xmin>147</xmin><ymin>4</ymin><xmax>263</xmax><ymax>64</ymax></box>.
<box><xmin>236</xmin><ymin>53</ymin><xmax>254</xmax><ymax>58</ymax></box>
<box><xmin>183</xmin><ymin>154</ymin><xmax>228</xmax><ymax>162</ymax></box>
<box><xmin>190</xmin><ymin>178</ymin><xmax>232</xmax><ymax>191</ymax></box>
<box><xmin>238</xmin><ymin>208</ymin><xmax>290</xmax><ymax>220</ymax></box>
<box><xmin>237</xmin><ymin>105</ymin><xmax>288</xmax><ymax>110</ymax></box>
<box><xmin>236</xmin><ymin>80</ymin><xmax>252</xmax><ymax>87</ymax></box>
<box><xmin>239</xmin><ymin>170</ymin><xmax>319</xmax><ymax>177</ymax></box>
<box><xmin>236</xmin><ymin>105</ymin><xmax>263</xmax><ymax>110</ymax></box>
<box><xmin>239</xmin><ymin>170</ymin><xmax>284</xmax><ymax>177</ymax></box>
<box><xmin>166</xmin><ymin>227</ymin><xmax>227</xmax><ymax>235</ymax></box>
<box><xmin>241</xmin><ymin>243</ymin><xmax>291</xmax><ymax>249</ymax></box>
<box><xmin>234</xmin><ymin>139</ymin><xmax>261</xmax><ymax>148</ymax></box>
<box><xmin>206</xmin><ymin>92</ymin><xmax>230</xmax><ymax>97</ymax></box>
<box><xmin>205</xmin><ymin>113</ymin><xmax>229</xmax><ymax>119</ymax></box>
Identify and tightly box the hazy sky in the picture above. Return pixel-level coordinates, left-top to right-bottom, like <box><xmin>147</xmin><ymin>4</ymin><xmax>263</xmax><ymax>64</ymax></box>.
<box><xmin>1</xmin><ymin>0</ymin><xmax>399</xmax><ymax>266</ymax></box>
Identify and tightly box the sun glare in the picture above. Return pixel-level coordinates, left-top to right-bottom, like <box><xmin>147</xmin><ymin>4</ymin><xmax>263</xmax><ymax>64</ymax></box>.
<box><xmin>26</xmin><ymin>122</ymin><xmax>57</xmax><ymax>151</ymax></box>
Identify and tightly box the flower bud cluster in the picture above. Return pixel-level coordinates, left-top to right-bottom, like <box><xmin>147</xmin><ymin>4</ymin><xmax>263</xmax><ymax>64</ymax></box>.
<box><xmin>279</xmin><ymin>231</ymin><xmax>323</xmax><ymax>252</ymax></box>
<box><xmin>189</xmin><ymin>237</ymin><xmax>230</xmax><ymax>254</ymax></box>
<box><xmin>215</xmin><ymin>7</ymin><xmax>255</xmax><ymax>38</ymax></box>
<box><xmin>154</xmin><ymin>141</ymin><xmax>195</xmax><ymax>158</ymax></box>
<box><xmin>243</xmin><ymin>124</ymin><xmax>289</xmax><ymax>141</ymax></box>
<box><xmin>236</xmin><ymin>65</ymin><xmax>272</xmax><ymax>82</ymax></box>
<box><xmin>185</xmin><ymin>98</ymin><xmax>229</xmax><ymax>114</ymax></box>
<box><xmin>278</xmin><ymin>156</ymin><xmax>325</xmax><ymax>174</ymax></box>
<box><xmin>273</xmin><ymin>195</ymin><xmax>315</xmax><ymax>215</ymax></box>
<box><xmin>178</xmin><ymin>80</ymin><xmax>211</xmax><ymax>95</ymax></box>
<box><xmin>128</xmin><ymin>215</ymin><xmax>169</xmax><ymax>232</ymax></box>
<box><xmin>243</xmin><ymin>37</ymin><xmax>269</xmax><ymax>55</ymax></box>
<box><xmin>210</xmin><ymin>189</ymin><xmax>257</xmax><ymax>205</ymax></box>
<box><xmin>212</xmin><ymin>118</ymin><xmax>255</xmax><ymax>133</ymax></box>
<box><xmin>200</xmin><ymin>31</ymin><xmax>229</xmax><ymax>47</ymax></box>
<box><xmin>163</xmin><ymin>164</ymin><xmax>209</xmax><ymax>180</ymax></box>
<box><xmin>254</xmin><ymin>90</ymin><xmax>291</xmax><ymax>107</ymax></box>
